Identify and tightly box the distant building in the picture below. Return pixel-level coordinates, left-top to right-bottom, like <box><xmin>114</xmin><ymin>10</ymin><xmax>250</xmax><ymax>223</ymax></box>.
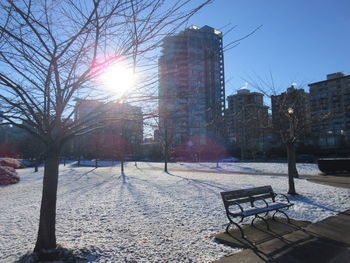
<box><xmin>75</xmin><ymin>99</ymin><xmax>101</xmax><ymax>120</ymax></box>
<box><xmin>74</xmin><ymin>100</ymin><xmax>143</xmax><ymax>158</ymax></box>
<box><xmin>271</xmin><ymin>86</ymin><xmax>311</xmax><ymax>140</ymax></box>
<box><xmin>308</xmin><ymin>72</ymin><xmax>350</xmax><ymax>151</ymax></box>
<box><xmin>158</xmin><ymin>25</ymin><xmax>225</xmax><ymax>147</ymax></box>
<box><xmin>226</xmin><ymin>86</ymin><xmax>269</xmax><ymax>158</ymax></box>
<box><xmin>153</xmin><ymin>129</ymin><xmax>161</xmax><ymax>142</ymax></box>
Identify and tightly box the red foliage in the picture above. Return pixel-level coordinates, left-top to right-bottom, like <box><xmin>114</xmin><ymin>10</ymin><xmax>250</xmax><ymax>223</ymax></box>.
<box><xmin>0</xmin><ymin>166</ymin><xmax>20</xmax><ymax>185</ymax></box>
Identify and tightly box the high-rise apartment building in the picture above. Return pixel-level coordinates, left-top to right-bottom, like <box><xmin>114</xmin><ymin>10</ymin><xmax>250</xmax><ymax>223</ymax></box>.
<box><xmin>271</xmin><ymin>86</ymin><xmax>311</xmax><ymax>139</ymax></box>
<box><xmin>158</xmin><ymin>25</ymin><xmax>225</xmax><ymax>146</ymax></box>
<box><xmin>308</xmin><ymin>72</ymin><xmax>350</xmax><ymax>150</ymax></box>
<box><xmin>226</xmin><ymin>87</ymin><xmax>269</xmax><ymax>158</ymax></box>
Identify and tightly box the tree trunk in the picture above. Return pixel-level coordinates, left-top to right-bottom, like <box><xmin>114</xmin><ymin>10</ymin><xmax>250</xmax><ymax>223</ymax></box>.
<box><xmin>287</xmin><ymin>142</ymin><xmax>299</xmax><ymax>178</ymax></box>
<box><xmin>34</xmin><ymin>149</ymin><xmax>60</xmax><ymax>252</ymax></box>
<box><xmin>34</xmin><ymin>159</ymin><xmax>39</xmax><ymax>173</ymax></box>
<box><xmin>34</xmin><ymin>156</ymin><xmax>40</xmax><ymax>172</ymax></box>
<box><xmin>121</xmin><ymin>160</ymin><xmax>124</xmax><ymax>173</ymax></box>
<box><xmin>164</xmin><ymin>123</ymin><xmax>169</xmax><ymax>173</ymax></box>
<box><xmin>286</xmin><ymin>143</ymin><xmax>297</xmax><ymax>195</ymax></box>
<box><xmin>164</xmin><ymin>155</ymin><xmax>168</xmax><ymax>173</ymax></box>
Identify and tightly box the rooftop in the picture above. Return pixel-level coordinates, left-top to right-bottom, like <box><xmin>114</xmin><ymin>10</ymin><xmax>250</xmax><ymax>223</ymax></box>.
<box><xmin>309</xmin><ymin>72</ymin><xmax>349</xmax><ymax>86</ymax></box>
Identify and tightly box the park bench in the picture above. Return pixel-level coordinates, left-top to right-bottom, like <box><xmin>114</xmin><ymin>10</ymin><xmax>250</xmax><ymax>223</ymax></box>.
<box><xmin>220</xmin><ymin>185</ymin><xmax>294</xmax><ymax>238</ymax></box>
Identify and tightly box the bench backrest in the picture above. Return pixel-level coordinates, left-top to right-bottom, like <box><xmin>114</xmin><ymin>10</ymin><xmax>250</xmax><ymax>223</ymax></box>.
<box><xmin>221</xmin><ymin>185</ymin><xmax>275</xmax><ymax>209</ymax></box>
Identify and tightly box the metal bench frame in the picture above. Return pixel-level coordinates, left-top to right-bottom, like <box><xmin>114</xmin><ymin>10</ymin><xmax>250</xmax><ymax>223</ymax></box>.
<box><xmin>221</xmin><ymin>185</ymin><xmax>294</xmax><ymax>238</ymax></box>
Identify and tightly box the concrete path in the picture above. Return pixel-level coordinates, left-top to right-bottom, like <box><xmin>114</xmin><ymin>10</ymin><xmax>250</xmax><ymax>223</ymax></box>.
<box><xmin>214</xmin><ymin>210</ymin><xmax>350</xmax><ymax>263</ymax></box>
<box><xmin>303</xmin><ymin>173</ymin><xmax>350</xmax><ymax>189</ymax></box>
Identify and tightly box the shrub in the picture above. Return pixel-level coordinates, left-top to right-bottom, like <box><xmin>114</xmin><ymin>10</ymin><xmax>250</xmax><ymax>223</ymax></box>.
<box><xmin>0</xmin><ymin>158</ymin><xmax>23</xmax><ymax>169</ymax></box>
<box><xmin>0</xmin><ymin>166</ymin><xmax>20</xmax><ymax>185</ymax></box>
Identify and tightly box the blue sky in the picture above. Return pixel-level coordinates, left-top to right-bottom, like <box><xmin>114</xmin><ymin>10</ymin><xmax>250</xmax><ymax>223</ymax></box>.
<box><xmin>188</xmin><ymin>0</ymin><xmax>350</xmax><ymax>95</ymax></box>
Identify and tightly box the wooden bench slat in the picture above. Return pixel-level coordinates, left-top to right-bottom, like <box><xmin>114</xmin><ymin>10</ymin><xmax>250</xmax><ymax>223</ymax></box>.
<box><xmin>226</xmin><ymin>197</ymin><xmax>251</xmax><ymax>206</ymax></box>
<box><xmin>241</xmin><ymin>202</ymin><xmax>293</xmax><ymax>217</ymax></box>
<box><xmin>225</xmin><ymin>194</ymin><xmax>274</xmax><ymax>207</ymax></box>
<box><xmin>221</xmin><ymin>186</ymin><xmax>273</xmax><ymax>200</ymax></box>
<box><xmin>251</xmin><ymin>193</ymin><xmax>274</xmax><ymax>202</ymax></box>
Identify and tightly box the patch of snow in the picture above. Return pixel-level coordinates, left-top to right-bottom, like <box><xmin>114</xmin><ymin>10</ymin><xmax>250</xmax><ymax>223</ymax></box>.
<box><xmin>0</xmin><ymin>162</ymin><xmax>349</xmax><ymax>262</ymax></box>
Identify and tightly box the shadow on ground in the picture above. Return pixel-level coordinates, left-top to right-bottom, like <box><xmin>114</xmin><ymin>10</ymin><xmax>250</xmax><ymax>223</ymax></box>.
<box><xmin>214</xmin><ymin>210</ymin><xmax>350</xmax><ymax>263</ymax></box>
<box><xmin>14</xmin><ymin>245</ymin><xmax>102</xmax><ymax>263</ymax></box>
<box><xmin>215</xmin><ymin>217</ymin><xmax>310</xmax><ymax>248</ymax></box>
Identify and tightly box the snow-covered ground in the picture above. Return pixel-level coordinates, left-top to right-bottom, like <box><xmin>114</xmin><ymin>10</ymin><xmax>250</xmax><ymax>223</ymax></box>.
<box><xmin>80</xmin><ymin>160</ymin><xmax>321</xmax><ymax>175</ymax></box>
<box><xmin>132</xmin><ymin>161</ymin><xmax>321</xmax><ymax>175</ymax></box>
<box><xmin>1</xmin><ymin>162</ymin><xmax>349</xmax><ymax>262</ymax></box>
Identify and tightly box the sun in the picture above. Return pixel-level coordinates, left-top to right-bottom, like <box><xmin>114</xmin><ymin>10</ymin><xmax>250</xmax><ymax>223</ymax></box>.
<box><xmin>100</xmin><ymin>63</ymin><xmax>135</xmax><ymax>97</ymax></box>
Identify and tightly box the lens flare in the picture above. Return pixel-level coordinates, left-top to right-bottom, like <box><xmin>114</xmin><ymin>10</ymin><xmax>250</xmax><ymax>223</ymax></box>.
<box><xmin>100</xmin><ymin>62</ymin><xmax>135</xmax><ymax>97</ymax></box>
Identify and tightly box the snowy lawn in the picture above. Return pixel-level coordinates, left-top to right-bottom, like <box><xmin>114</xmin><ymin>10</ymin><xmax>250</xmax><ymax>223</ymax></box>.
<box><xmin>79</xmin><ymin>160</ymin><xmax>321</xmax><ymax>175</ymax></box>
<box><xmin>132</xmin><ymin>161</ymin><xmax>321</xmax><ymax>175</ymax></box>
<box><xmin>0</xmin><ymin>162</ymin><xmax>349</xmax><ymax>262</ymax></box>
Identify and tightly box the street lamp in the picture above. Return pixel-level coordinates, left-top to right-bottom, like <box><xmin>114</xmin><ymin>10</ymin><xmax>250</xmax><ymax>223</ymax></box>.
<box><xmin>287</xmin><ymin>107</ymin><xmax>294</xmax><ymax>139</ymax></box>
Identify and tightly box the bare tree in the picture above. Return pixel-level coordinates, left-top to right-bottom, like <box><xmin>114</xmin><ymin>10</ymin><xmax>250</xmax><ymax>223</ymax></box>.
<box><xmin>249</xmin><ymin>74</ymin><xmax>312</xmax><ymax>195</ymax></box>
<box><xmin>0</xmin><ymin>0</ymin><xmax>212</xmax><ymax>253</ymax></box>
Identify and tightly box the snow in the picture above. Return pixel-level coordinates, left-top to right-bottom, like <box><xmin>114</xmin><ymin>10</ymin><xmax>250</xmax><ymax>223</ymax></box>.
<box><xmin>0</xmin><ymin>162</ymin><xmax>349</xmax><ymax>262</ymax></box>
<box><xmin>134</xmin><ymin>161</ymin><xmax>321</xmax><ymax>175</ymax></box>
<box><xmin>79</xmin><ymin>160</ymin><xmax>321</xmax><ymax>175</ymax></box>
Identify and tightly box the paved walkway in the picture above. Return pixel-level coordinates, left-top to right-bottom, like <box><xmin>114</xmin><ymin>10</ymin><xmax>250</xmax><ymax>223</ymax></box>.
<box><xmin>303</xmin><ymin>173</ymin><xmax>350</xmax><ymax>189</ymax></box>
<box><xmin>215</xmin><ymin>210</ymin><xmax>350</xmax><ymax>263</ymax></box>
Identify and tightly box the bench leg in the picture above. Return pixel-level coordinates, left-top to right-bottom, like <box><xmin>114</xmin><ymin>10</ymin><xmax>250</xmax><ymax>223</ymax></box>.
<box><xmin>251</xmin><ymin>214</ymin><xmax>270</xmax><ymax>230</ymax></box>
<box><xmin>226</xmin><ymin>221</ymin><xmax>245</xmax><ymax>239</ymax></box>
<box><xmin>273</xmin><ymin>209</ymin><xmax>291</xmax><ymax>223</ymax></box>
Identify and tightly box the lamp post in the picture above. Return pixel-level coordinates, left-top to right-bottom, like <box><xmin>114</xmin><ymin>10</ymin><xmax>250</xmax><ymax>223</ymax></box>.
<box><xmin>287</xmin><ymin>107</ymin><xmax>294</xmax><ymax>139</ymax></box>
<box><xmin>286</xmin><ymin>107</ymin><xmax>297</xmax><ymax>194</ymax></box>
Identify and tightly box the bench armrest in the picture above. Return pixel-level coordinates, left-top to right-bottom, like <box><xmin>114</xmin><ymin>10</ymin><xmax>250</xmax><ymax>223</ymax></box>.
<box><xmin>275</xmin><ymin>193</ymin><xmax>291</xmax><ymax>203</ymax></box>
<box><xmin>226</xmin><ymin>200</ymin><xmax>244</xmax><ymax>216</ymax></box>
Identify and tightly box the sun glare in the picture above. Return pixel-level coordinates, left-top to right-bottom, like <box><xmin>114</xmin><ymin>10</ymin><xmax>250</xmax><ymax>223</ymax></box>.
<box><xmin>100</xmin><ymin>63</ymin><xmax>135</xmax><ymax>97</ymax></box>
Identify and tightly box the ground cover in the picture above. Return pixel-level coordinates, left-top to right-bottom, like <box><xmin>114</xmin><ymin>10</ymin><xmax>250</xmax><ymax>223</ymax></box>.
<box><xmin>0</xmin><ymin>162</ymin><xmax>349</xmax><ymax>262</ymax></box>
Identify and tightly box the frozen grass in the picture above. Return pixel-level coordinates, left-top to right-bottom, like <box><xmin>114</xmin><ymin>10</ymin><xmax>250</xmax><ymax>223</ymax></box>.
<box><xmin>0</xmin><ymin>162</ymin><xmax>349</xmax><ymax>262</ymax></box>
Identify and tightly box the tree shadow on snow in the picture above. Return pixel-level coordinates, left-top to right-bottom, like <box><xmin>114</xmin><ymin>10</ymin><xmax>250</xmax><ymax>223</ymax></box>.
<box><xmin>163</xmin><ymin>170</ymin><xmax>231</xmax><ymax>195</ymax></box>
<box><xmin>116</xmin><ymin>171</ymin><xmax>188</xmax><ymax>216</ymax></box>
<box><xmin>71</xmin><ymin>168</ymin><xmax>98</xmax><ymax>181</ymax></box>
<box><xmin>116</xmin><ymin>176</ymin><xmax>158</xmax><ymax>216</ymax></box>
<box><xmin>119</xmin><ymin>170</ymin><xmax>127</xmax><ymax>183</ymax></box>
<box><xmin>59</xmin><ymin>168</ymin><xmax>116</xmax><ymax>197</ymax></box>
<box><xmin>289</xmin><ymin>194</ymin><xmax>341</xmax><ymax>213</ymax></box>
<box><xmin>14</xmin><ymin>245</ymin><xmax>102</xmax><ymax>263</ymax></box>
